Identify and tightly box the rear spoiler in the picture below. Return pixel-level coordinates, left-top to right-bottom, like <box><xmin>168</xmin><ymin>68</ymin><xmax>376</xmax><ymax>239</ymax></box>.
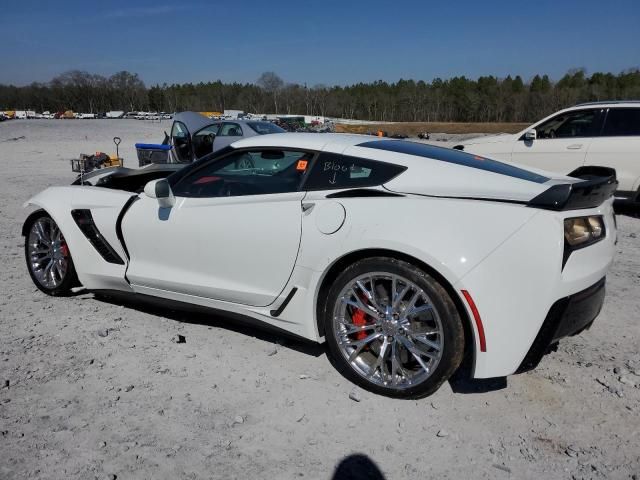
<box><xmin>527</xmin><ymin>166</ymin><xmax>618</xmax><ymax>211</ymax></box>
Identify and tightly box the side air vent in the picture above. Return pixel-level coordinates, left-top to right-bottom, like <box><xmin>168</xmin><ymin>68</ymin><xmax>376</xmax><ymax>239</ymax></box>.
<box><xmin>270</xmin><ymin>288</ymin><xmax>298</xmax><ymax>317</ymax></box>
<box><xmin>71</xmin><ymin>209</ymin><xmax>125</xmax><ymax>265</ymax></box>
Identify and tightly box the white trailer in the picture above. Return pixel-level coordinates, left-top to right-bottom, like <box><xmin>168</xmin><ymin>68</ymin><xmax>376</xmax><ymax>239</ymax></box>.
<box><xmin>223</xmin><ymin>109</ymin><xmax>245</xmax><ymax>119</ymax></box>
<box><xmin>304</xmin><ymin>115</ymin><xmax>325</xmax><ymax>124</ymax></box>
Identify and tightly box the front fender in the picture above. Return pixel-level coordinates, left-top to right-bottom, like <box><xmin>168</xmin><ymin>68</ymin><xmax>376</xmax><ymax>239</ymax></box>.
<box><xmin>24</xmin><ymin>186</ymin><xmax>136</xmax><ymax>291</ymax></box>
<box><xmin>22</xmin><ymin>208</ymin><xmax>47</xmax><ymax>237</ymax></box>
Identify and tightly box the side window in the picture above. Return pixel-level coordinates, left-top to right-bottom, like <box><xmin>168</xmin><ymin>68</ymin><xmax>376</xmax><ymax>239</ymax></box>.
<box><xmin>192</xmin><ymin>124</ymin><xmax>219</xmax><ymax>159</ymax></box>
<box><xmin>533</xmin><ymin>109</ymin><xmax>599</xmax><ymax>139</ymax></box>
<box><xmin>602</xmin><ymin>108</ymin><xmax>640</xmax><ymax>136</ymax></box>
<box><xmin>218</xmin><ymin>123</ymin><xmax>243</xmax><ymax>136</ymax></box>
<box><xmin>302</xmin><ymin>153</ymin><xmax>406</xmax><ymax>191</ymax></box>
<box><xmin>171</xmin><ymin>121</ymin><xmax>192</xmax><ymax>163</ymax></box>
<box><xmin>172</xmin><ymin>149</ymin><xmax>313</xmax><ymax>198</ymax></box>
<box><xmin>246</xmin><ymin>121</ymin><xmax>286</xmax><ymax>134</ymax></box>
<box><xmin>171</xmin><ymin>121</ymin><xmax>189</xmax><ymax>140</ymax></box>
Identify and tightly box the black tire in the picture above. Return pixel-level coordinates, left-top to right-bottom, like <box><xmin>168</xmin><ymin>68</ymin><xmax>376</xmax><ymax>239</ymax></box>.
<box><xmin>24</xmin><ymin>211</ymin><xmax>79</xmax><ymax>296</ymax></box>
<box><xmin>323</xmin><ymin>257</ymin><xmax>465</xmax><ymax>399</ymax></box>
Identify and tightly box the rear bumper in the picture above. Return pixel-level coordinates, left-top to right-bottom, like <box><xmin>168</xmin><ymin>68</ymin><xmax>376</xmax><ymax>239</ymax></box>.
<box><xmin>516</xmin><ymin>277</ymin><xmax>605</xmax><ymax>373</ymax></box>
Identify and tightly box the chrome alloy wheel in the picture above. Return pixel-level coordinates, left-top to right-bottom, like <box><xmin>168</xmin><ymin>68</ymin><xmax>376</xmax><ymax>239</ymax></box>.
<box><xmin>27</xmin><ymin>217</ymin><xmax>69</xmax><ymax>289</ymax></box>
<box><xmin>332</xmin><ymin>272</ymin><xmax>444</xmax><ymax>390</ymax></box>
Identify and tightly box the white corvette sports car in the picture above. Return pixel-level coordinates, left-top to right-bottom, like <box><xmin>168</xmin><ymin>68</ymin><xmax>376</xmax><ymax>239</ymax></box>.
<box><xmin>23</xmin><ymin>133</ymin><xmax>617</xmax><ymax>398</ymax></box>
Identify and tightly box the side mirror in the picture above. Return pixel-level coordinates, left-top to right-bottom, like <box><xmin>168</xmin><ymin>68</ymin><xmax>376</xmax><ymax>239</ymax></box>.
<box><xmin>524</xmin><ymin>129</ymin><xmax>536</xmax><ymax>141</ymax></box>
<box><xmin>144</xmin><ymin>179</ymin><xmax>175</xmax><ymax>208</ymax></box>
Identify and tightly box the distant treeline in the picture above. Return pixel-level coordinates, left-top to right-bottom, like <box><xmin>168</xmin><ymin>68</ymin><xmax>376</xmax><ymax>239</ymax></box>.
<box><xmin>2</xmin><ymin>69</ymin><xmax>640</xmax><ymax>123</ymax></box>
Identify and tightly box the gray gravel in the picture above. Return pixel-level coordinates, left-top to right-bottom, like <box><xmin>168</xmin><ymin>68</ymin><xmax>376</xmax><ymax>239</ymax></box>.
<box><xmin>1</xmin><ymin>119</ymin><xmax>639</xmax><ymax>479</ymax></box>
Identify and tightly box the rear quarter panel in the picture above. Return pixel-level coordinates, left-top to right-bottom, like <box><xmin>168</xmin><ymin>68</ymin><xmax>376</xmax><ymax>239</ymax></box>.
<box><xmin>294</xmin><ymin>193</ymin><xmax>538</xmax><ymax>343</ymax></box>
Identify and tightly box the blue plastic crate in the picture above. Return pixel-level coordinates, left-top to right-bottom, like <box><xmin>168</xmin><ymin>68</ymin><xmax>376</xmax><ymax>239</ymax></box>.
<box><xmin>135</xmin><ymin>143</ymin><xmax>171</xmax><ymax>166</ymax></box>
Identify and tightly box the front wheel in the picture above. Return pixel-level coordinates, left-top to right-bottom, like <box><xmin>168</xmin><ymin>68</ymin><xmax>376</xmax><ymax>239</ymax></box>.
<box><xmin>323</xmin><ymin>257</ymin><xmax>465</xmax><ymax>398</ymax></box>
<box><xmin>24</xmin><ymin>211</ymin><xmax>79</xmax><ymax>296</ymax></box>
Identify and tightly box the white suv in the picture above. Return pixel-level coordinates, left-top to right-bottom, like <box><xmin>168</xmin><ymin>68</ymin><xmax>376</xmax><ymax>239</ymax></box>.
<box><xmin>454</xmin><ymin>101</ymin><xmax>640</xmax><ymax>204</ymax></box>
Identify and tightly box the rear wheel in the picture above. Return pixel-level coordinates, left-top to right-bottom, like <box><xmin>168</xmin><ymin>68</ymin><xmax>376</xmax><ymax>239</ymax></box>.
<box><xmin>24</xmin><ymin>212</ymin><xmax>79</xmax><ymax>296</ymax></box>
<box><xmin>323</xmin><ymin>257</ymin><xmax>464</xmax><ymax>398</ymax></box>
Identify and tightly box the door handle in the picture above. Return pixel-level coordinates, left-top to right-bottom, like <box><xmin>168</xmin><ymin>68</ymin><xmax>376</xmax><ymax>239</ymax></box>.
<box><xmin>566</xmin><ymin>144</ymin><xmax>583</xmax><ymax>150</ymax></box>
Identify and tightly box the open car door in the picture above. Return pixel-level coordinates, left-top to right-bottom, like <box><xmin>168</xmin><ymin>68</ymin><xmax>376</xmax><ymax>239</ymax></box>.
<box><xmin>168</xmin><ymin>112</ymin><xmax>220</xmax><ymax>163</ymax></box>
<box><xmin>169</xmin><ymin>120</ymin><xmax>193</xmax><ymax>163</ymax></box>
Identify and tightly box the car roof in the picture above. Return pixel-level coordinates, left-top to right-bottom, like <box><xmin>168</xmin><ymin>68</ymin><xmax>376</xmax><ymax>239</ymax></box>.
<box><xmin>229</xmin><ymin>132</ymin><xmax>571</xmax><ymax>183</ymax></box>
<box><xmin>572</xmin><ymin>100</ymin><xmax>640</xmax><ymax>108</ymax></box>
<box><xmin>176</xmin><ymin>132</ymin><xmax>572</xmax><ymax>203</ymax></box>
<box><xmin>173</xmin><ymin>111</ymin><xmax>214</xmax><ymax>133</ymax></box>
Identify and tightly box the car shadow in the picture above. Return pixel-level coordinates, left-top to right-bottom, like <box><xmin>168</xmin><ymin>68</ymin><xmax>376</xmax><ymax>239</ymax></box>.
<box><xmin>331</xmin><ymin>454</ymin><xmax>386</xmax><ymax>480</ymax></box>
<box><xmin>93</xmin><ymin>291</ymin><xmax>325</xmax><ymax>358</ymax></box>
<box><xmin>448</xmin><ymin>375</ymin><xmax>508</xmax><ymax>394</ymax></box>
<box><xmin>157</xmin><ymin>206</ymin><xmax>172</xmax><ymax>221</ymax></box>
<box><xmin>447</xmin><ymin>357</ymin><xmax>508</xmax><ymax>394</ymax></box>
<box><xmin>613</xmin><ymin>201</ymin><xmax>640</xmax><ymax>218</ymax></box>
<box><xmin>615</xmin><ymin>204</ymin><xmax>640</xmax><ymax>219</ymax></box>
<box><xmin>92</xmin><ymin>291</ymin><xmax>509</xmax><ymax>395</ymax></box>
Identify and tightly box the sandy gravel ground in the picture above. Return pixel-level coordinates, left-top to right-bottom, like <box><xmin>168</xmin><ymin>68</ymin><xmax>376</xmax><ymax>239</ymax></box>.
<box><xmin>1</xmin><ymin>120</ymin><xmax>639</xmax><ymax>480</ymax></box>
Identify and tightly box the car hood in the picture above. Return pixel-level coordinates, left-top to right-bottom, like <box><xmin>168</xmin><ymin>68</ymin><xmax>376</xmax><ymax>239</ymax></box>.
<box><xmin>71</xmin><ymin>164</ymin><xmax>185</xmax><ymax>192</ymax></box>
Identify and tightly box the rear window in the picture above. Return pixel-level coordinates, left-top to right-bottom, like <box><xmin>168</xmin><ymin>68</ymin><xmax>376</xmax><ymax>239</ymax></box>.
<box><xmin>602</xmin><ymin>108</ymin><xmax>640</xmax><ymax>136</ymax></box>
<box><xmin>247</xmin><ymin>122</ymin><xmax>286</xmax><ymax>134</ymax></box>
<box><xmin>359</xmin><ymin>140</ymin><xmax>549</xmax><ymax>184</ymax></box>
<box><xmin>302</xmin><ymin>152</ymin><xmax>406</xmax><ymax>191</ymax></box>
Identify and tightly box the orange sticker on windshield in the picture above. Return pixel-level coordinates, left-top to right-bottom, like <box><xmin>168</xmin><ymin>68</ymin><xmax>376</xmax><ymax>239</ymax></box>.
<box><xmin>296</xmin><ymin>160</ymin><xmax>308</xmax><ymax>171</ymax></box>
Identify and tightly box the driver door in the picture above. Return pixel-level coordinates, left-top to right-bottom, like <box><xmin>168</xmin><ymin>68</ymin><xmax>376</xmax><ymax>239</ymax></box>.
<box><xmin>169</xmin><ymin>120</ymin><xmax>193</xmax><ymax>163</ymax></box>
<box><xmin>121</xmin><ymin>148</ymin><xmax>312</xmax><ymax>307</ymax></box>
<box><xmin>511</xmin><ymin>108</ymin><xmax>603</xmax><ymax>174</ymax></box>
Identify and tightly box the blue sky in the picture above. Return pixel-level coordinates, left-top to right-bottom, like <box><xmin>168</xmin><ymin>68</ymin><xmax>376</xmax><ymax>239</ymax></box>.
<box><xmin>1</xmin><ymin>0</ymin><xmax>638</xmax><ymax>86</ymax></box>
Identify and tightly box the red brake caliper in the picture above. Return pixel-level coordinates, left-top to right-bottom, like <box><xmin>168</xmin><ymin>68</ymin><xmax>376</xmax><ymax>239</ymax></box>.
<box><xmin>60</xmin><ymin>242</ymin><xmax>69</xmax><ymax>257</ymax></box>
<box><xmin>351</xmin><ymin>296</ymin><xmax>369</xmax><ymax>340</ymax></box>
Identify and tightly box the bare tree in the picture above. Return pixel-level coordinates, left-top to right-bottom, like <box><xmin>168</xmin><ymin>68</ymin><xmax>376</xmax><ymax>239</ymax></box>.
<box><xmin>50</xmin><ymin>70</ymin><xmax>106</xmax><ymax>112</ymax></box>
<box><xmin>109</xmin><ymin>71</ymin><xmax>146</xmax><ymax>112</ymax></box>
<box><xmin>257</xmin><ymin>72</ymin><xmax>284</xmax><ymax>114</ymax></box>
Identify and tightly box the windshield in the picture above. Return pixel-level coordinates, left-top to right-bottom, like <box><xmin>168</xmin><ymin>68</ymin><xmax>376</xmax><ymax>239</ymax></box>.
<box><xmin>246</xmin><ymin>121</ymin><xmax>285</xmax><ymax>134</ymax></box>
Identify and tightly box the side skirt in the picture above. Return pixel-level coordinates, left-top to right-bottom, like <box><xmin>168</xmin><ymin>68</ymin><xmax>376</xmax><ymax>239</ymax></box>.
<box><xmin>90</xmin><ymin>288</ymin><xmax>317</xmax><ymax>346</ymax></box>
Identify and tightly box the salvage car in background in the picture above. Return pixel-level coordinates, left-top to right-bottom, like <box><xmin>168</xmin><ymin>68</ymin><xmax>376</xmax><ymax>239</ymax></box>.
<box><xmin>167</xmin><ymin>111</ymin><xmax>285</xmax><ymax>163</ymax></box>
<box><xmin>454</xmin><ymin>101</ymin><xmax>640</xmax><ymax>206</ymax></box>
<box><xmin>23</xmin><ymin>133</ymin><xmax>617</xmax><ymax>398</ymax></box>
